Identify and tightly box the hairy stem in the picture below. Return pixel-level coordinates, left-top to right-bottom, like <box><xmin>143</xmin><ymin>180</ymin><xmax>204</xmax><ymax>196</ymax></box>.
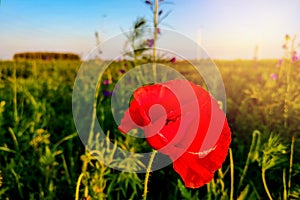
<box><xmin>143</xmin><ymin>150</ymin><xmax>157</xmax><ymax>200</ymax></box>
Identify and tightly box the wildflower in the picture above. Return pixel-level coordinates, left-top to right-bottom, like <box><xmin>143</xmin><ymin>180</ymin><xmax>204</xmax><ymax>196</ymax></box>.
<box><xmin>156</xmin><ymin>28</ymin><xmax>161</xmax><ymax>34</ymax></box>
<box><xmin>146</xmin><ymin>39</ymin><xmax>154</xmax><ymax>48</ymax></box>
<box><xmin>276</xmin><ymin>59</ymin><xmax>283</xmax><ymax>67</ymax></box>
<box><xmin>292</xmin><ymin>51</ymin><xmax>299</xmax><ymax>62</ymax></box>
<box><xmin>145</xmin><ymin>0</ymin><xmax>152</xmax><ymax>5</ymax></box>
<box><xmin>170</xmin><ymin>57</ymin><xmax>176</xmax><ymax>63</ymax></box>
<box><xmin>103</xmin><ymin>90</ymin><xmax>112</xmax><ymax>97</ymax></box>
<box><xmin>103</xmin><ymin>79</ymin><xmax>111</xmax><ymax>85</ymax></box>
<box><xmin>159</xmin><ymin>10</ymin><xmax>163</xmax><ymax>16</ymax></box>
<box><xmin>282</xmin><ymin>44</ymin><xmax>287</xmax><ymax>49</ymax></box>
<box><xmin>119</xmin><ymin>69</ymin><xmax>126</xmax><ymax>74</ymax></box>
<box><xmin>270</xmin><ymin>73</ymin><xmax>278</xmax><ymax>80</ymax></box>
<box><xmin>292</xmin><ymin>55</ymin><xmax>299</xmax><ymax>62</ymax></box>
<box><xmin>119</xmin><ymin>80</ymin><xmax>231</xmax><ymax>188</ymax></box>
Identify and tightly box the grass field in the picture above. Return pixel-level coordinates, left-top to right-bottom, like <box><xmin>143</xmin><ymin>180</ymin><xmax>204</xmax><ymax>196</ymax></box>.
<box><xmin>0</xmin><ymin>59</ymin><xmax>299</xmax><ymax>199</ymax></box>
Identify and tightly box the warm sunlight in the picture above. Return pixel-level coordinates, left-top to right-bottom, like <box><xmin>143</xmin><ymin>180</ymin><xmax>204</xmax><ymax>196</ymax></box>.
<box><xmin>0</xmin><ymin>1</ymin><xmax>300</xmax><ymax>199</ymax></box>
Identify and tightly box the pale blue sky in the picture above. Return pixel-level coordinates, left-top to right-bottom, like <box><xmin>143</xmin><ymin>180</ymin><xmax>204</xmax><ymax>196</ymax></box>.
<box><xmin>0</xmin><ymin>0</ymin><xmax>300</xmax><ymax>60</ymax></box>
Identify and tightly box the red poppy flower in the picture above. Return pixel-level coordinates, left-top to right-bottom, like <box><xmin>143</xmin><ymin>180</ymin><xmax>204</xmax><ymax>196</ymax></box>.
<box><xmin>118</xmin><ymin>80</ymin><xmax>231</xmax><ymax>188</ymax></box>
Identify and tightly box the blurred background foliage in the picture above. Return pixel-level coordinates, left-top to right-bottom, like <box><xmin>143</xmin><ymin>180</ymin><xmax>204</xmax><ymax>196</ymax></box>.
<box><xmin>0</xmin><ymin>58</ymin><xmax>299</xmax><ymax>199</ymax></box>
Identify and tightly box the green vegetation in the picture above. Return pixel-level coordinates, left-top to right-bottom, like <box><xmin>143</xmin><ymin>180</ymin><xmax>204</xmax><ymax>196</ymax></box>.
<box><xmin>0</xmin><ymin>59</ymin><xmax>299</xmax><ymax>199</ymax></box>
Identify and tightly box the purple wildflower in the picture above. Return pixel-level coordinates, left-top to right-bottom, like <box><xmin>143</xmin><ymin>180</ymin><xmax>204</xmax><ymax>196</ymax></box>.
<box><xmin>292</xmin><ymin>55</ymin><xmax>299</xmax><ymax>62</ymax></box>
<box><xmin>119</xmin><ymin>69</ymin><xmax>126</xmax><ymax>74</ymax></box>
<box><xmin>145</xmin><ymin>0</ymin><xmax>152</xmax><ymax>5</ymax></box>
<box><xmin>159</xmin><ymin>10</ymin><xmax>163</xmax><ymax>16</ymax></box>
<box><xmin>146</xmin><ymin>39</ymin><xmax>154</xmax><ymax>48</ymax></box>
<box><xmin>292</xmin><ymin>51</ymin><xmax>299</xmax><ymax>62</ymax></box>
<box><xmin>103</xmin><ymin>90</ymin><xmax>112</xmax><ymax>97</ymax></box>
<box><xmin>270</xmin><ymin>73</ymin><xmax>278</xmax><ymax>80</ymax></box>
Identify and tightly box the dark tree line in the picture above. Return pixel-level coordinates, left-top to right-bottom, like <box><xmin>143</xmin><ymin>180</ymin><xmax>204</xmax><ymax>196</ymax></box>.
<box><xmin>13</xmin><ymin>52</ymin><xmax>80</xmax><ymax>60</ymax></box>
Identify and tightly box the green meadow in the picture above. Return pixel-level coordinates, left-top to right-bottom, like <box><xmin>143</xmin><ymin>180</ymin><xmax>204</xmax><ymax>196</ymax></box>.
<box><xmin>0</xmin><ymin>59</ymin><xmax>299</xmax><ymax>199</ymax></box>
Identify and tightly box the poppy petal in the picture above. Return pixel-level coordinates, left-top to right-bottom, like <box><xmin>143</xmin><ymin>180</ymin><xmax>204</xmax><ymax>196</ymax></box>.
<box><xmin>118</xmin><ymin>79</ymin><xmax>231</xmax><ymax>188</ymax></box>
<box><xmin>172</xmin><ymin>120</ymin><xmax>231</xmax><ymax>188</ymax></box>
<box><xmin>173</xmin><ymin>152</ymin><xmax>214</xmax><ymax>188</ymax></box>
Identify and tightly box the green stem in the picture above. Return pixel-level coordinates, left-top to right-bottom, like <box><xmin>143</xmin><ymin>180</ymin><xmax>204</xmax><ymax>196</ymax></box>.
<box><xmin>88</xmin><ymin>70</ymin><xmax>101</xmax><ymax>147</ymax></box>
<box><xmin>283</xmin><ymin>59</ymin><xmax>291</xmax><ymax>128</ymax></box>
<box><xmin>287</xmin><ymin>134</ymin><xmax>295</xmax><ymax>198</ymax></box>
<box><xmin>142</xmin><ymin>150</ymin><xmax>157</xmax><ymax>200</ymax></box>
<box><xmin>61</xmin><ymin>154</ymin><xmax>72</xmax><ymax>185</ymax></box>
<box><xmin>10</xmin><ymin>168</ymin><xmax>23</xmax><ymax>198</ymax></box>
<box><xmin>152</xmin><ymin>0</ymin><xmax>159</xmax><ymax>82</ymax></box>
<box><xmin>13</xmin><ymin>62</ymin><xmax>18</xmax><ymax>125</ymax></box>
<box><xmin>75</xmin><ymin>173</ymin><xmax>85</xmax><ymax>200</ymax></box>
<box><xmin>283</xmin><ymin>169</ymin><xmax>287</xmax><ymax>200</ymax></box>
<box><xmin>283</xmin><ymin>35</ymin><xmax>295</xmax><ymax>128</ymax></box>
<box><xmin>238</xmin><ymin>130</ymin><xmax>260</xmax><ymax>190</ymax></box>
<box><xmin>262</xmin><ymin>169</ymin><xmax>273</xmax><ymax>200</ymax></box>
<box><xmin>8</xmin><ymin>127</ymin><xmax>19</xmax><ymax>151</ymax></box>
<box><xmin>229</xmin><ymin>148</ymin><xmax>234</xmax><ymax>200</ymax></box>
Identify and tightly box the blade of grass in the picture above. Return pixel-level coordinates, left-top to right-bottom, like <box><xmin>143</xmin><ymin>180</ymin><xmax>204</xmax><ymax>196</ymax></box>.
<box><xmin>8</xmin><ymin>127</ymin><xmax>19</xmax><ymax>151</ymax></box>
<box><xmin>53</xmin><ymin>132</ymin><xmax>77</xmax><ymax>150</ymax></box>
<box><xmin>238</xmin><ymin>130</ymin><xmax>260</xmax><ymax>191</ymax></box>
<box><xmin>0</xmin><ymin>146</ymin><xmax>16</xmax><ymax>153</ymax></box>
<box><xmin>61</xmin><ymin>154</ymin><xmax>72</xmax><ymax>185</ymax></box>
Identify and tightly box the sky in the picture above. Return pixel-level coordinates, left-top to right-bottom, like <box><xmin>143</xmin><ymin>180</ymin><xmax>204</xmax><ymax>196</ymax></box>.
<box><xmin>0</xmin><ymin>0</ymin><xmax>300</xmax><ymax>60</ymax></box>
